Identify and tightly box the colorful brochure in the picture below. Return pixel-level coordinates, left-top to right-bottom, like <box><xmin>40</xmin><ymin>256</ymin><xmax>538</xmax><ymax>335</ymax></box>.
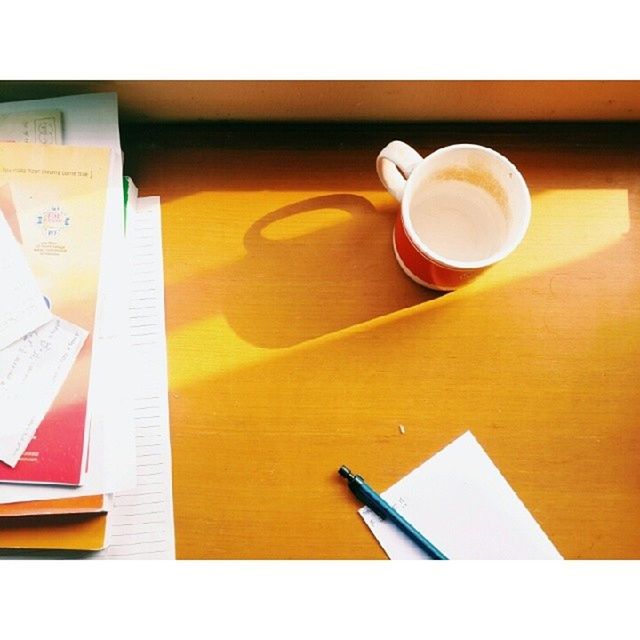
<box><xmin>0</xmin><ymin>141</ymin><xmax>111</xmax><ymax>484</ymax></box>
<box><xmin>0</xmin><ymin>93</ymin><xmax>136</xmax><ymax>503</ymax></box>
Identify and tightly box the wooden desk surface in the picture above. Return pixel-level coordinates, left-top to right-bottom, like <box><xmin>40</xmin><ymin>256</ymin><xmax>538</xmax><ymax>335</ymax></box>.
<box><xmin>121</xmin><ymin>122</ymin><xmax>640</xmax><ymax>559</ymax></box>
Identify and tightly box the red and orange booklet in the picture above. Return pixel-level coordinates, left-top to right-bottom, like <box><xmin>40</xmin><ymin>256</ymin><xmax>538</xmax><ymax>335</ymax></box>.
<box><xmin>0</xmin><ymin>511</ymin><xmax>107</xmax><ymax>551</ymax></box>
<box><xmin>0</xmin><ymin>494</ymin><xmax>109</xmax><ymax>551</ymax></box>
<box><xmin>0</xmin><ymin>494</ymin><xmax>108</xmax><ymax>517</ymax></box>
<box><xmin>0</xmin><ymin>142</ymin><xmax>111</xmax><ymax>485</ymax></box>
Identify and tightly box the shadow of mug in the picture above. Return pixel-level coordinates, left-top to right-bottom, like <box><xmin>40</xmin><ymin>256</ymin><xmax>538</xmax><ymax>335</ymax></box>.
<box><xmin>218</xmin><ymin>193</ymin><xmax>442</xmax><ymax>348</ymax></box>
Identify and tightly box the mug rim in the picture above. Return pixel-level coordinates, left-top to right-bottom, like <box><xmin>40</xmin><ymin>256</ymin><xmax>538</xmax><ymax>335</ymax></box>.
<box><xmin>401</xmin><ymin>143</ymin><xmax>532</xmax><ymax>270</ymax></box>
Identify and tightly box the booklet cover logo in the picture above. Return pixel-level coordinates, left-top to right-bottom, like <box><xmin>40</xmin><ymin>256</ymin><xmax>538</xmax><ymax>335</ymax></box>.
<box><xmin>35</xmin><ymin>205</ymin><xmax>70</xmax><ymax>255</ymax></box>
<box><xmin>37</xmin><ymin>205</ymin><xmax>70</xmax><ymax>238</ymax></box>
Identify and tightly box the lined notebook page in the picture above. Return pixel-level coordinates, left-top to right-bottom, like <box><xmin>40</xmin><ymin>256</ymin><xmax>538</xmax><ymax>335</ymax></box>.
<box><xmin>98</xmin><ymin>196</ymin><xmax>175</xmax><ymax>559</ymax></box>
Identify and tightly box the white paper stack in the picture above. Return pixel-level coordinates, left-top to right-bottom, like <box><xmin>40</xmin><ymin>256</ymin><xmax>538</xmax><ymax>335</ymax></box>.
<box><xmin>0</xmin><ymin>93</ymin><xmax>175</xmax><ymax>558</ymax></box>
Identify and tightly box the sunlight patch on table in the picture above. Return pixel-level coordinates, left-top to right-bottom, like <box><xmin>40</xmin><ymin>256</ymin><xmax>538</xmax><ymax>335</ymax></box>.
<box><xmin>168</xmin><ymin>313</ymin><xmax>270</xmax><ymax>388</ymax></box>
<box><xmin>461</xmin><ymin>189</ymin><xmax>630</xmax><ymax>296</ymax></box>
<box><xmin>166</xmin><ymin>188</ymin><xmax>631</xmax><ymax>390</ymax></box>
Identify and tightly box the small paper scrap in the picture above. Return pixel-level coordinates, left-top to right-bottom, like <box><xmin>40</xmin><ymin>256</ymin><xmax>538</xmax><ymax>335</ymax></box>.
<box><xmin>0</xmin><ymin>317</ymin><xmax>88</xmax><ymax>466</ymax></box>
<box><xmin>360</xmin><ymin>431</ymin><xmax>562</xmax><ymax>559</ymax></box>
<box><xmin>0</xmin><ymin>110</ymin><xmax>63</xmax><ymax>145</ymax></box>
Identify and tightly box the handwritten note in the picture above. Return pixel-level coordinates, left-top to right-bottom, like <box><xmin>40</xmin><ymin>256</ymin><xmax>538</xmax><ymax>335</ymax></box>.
<box><xmin>0</xmin><ymin>213</ymin><xmax>51</xmax><ymax>350</ymax></box>
<box><xmin>360</xmin><ymin>431</ymin><xmax>562</xmax><ymax>559</ymax></box>
<box><xmin>0</xmin><ymin>317</ymin><xmax>87</xmax><ymax>466</ymax></box>
<box><xmin>0</xmin><ymin>110</ymin><xmax>63</xmax><ymax>144</ymax></box>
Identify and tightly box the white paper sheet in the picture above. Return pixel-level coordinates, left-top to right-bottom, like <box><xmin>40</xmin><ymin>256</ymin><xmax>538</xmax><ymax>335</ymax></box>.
<box><xmin>360</xmin><ymin>431</ymin><xmax>562</xmax><ymax>559</ymax></box>
<box><xmin>0</xmin><ymin>110</ymin><xmax>63</xmax><ymax>144</ymax></box>
<box><xmin>0</xmin><ymin>214</ymin><xmax>51</xmax><ymax>350</ymax></box>
<box><xmin>96</xmin><ymin>196</ymin><xmax>175</xmax><ymax>559</ymax></box>
<box><xmin>80</xmin><ymin>149</ymin><xmax>135</xmax><ymax>493</ymax></box>
<box><xmin>0</xmin><ymin>93</ymin><xmax>120</xmax><ymax>149</ymax></box>
<box><xmin>0</xmin><ymin>317</ymin><xmax>87</xmax><ymax>466</ymax></box>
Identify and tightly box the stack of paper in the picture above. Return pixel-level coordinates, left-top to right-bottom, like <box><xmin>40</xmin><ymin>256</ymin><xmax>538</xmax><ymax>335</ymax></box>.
<box><xmin>0</xmin><ymin>94</ymin><xmax>175</xmax><ymax>558</ymax></box>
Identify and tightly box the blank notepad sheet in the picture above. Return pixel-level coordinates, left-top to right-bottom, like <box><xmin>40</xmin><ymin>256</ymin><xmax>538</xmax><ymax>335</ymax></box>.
<box><xmin>360</xmin><ymin>431</ymin><xmax>562</xmax><ymax>560</ymax></box>
<box><xmin>99</xmin><ymin>196</ymin><xmax>175</xmax><ymax>559</ymax></box>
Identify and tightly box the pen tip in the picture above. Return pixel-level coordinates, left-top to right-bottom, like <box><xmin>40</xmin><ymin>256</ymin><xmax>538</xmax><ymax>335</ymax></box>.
<box><xmin>338</xmin><ymin>465</ymin><xmax>351</xmax><ymax>479</ymax></box>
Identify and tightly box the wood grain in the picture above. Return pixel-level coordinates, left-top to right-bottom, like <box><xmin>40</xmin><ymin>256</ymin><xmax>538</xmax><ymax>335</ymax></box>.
<box><xmin>121</xmin><ymin>122</ymin><xmax>640</xmax><ymax>559</ymax></box>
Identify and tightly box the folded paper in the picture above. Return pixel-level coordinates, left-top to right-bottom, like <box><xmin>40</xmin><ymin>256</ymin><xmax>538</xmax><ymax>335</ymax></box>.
<box><xmin>0</xmin><ymin>317</ymin><xmax>87</xmax><ymax>466</ymax></box>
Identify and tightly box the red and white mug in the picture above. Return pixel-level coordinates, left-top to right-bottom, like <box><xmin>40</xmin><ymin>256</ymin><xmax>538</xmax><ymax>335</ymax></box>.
<box><xmin>377</xmin><ymin>141</ymin><xmax>531</xmax><ymax>291</ymax></box>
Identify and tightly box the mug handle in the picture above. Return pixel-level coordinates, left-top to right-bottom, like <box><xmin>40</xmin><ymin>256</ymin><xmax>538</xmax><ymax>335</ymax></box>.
<box><xmin>376</xmin><ymin>141</ymin><xmax>423</xmax><ymax>202</ymax></box>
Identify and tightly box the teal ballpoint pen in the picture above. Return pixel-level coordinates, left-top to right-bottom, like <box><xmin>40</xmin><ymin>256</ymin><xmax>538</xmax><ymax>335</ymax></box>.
<box><xmin>338</xmin><ymin>466</ymin><xmax>448</xmax><ymax>560</ymax></box>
